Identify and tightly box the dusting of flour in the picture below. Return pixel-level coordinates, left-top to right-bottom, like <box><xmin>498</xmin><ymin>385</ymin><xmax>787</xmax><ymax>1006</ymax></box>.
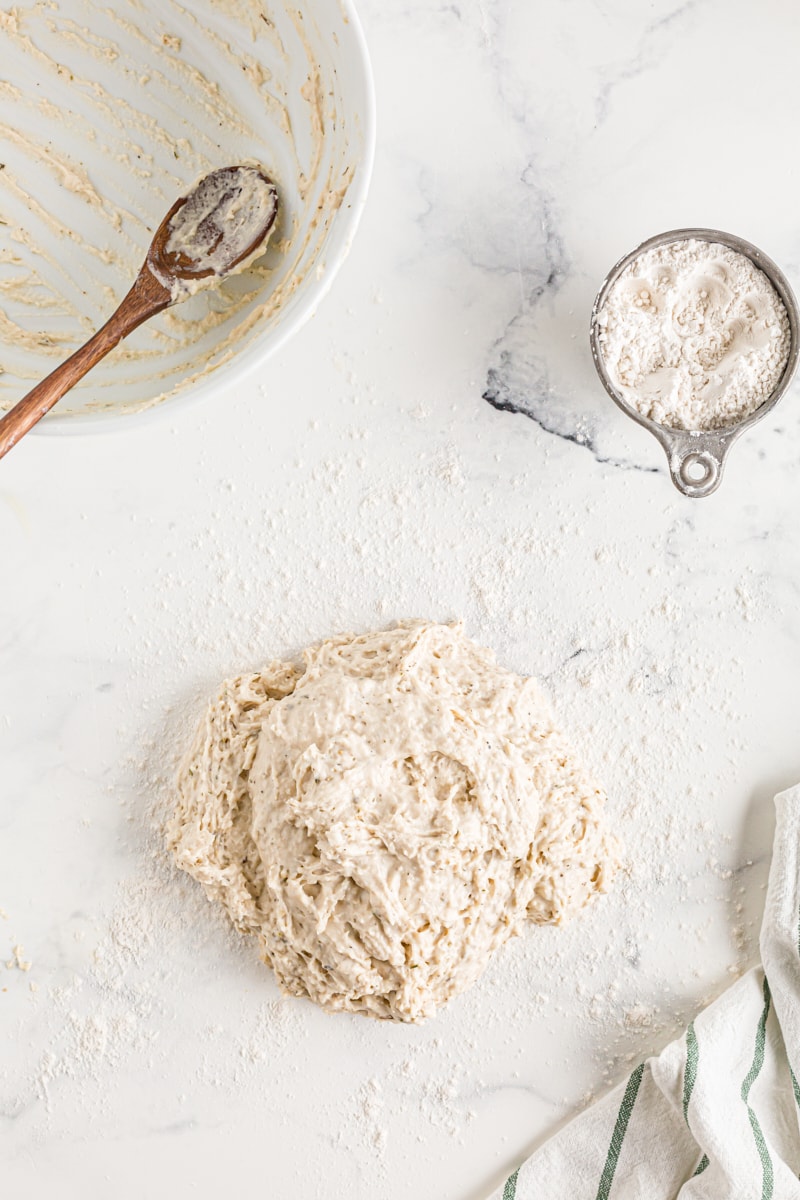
<box><xmin>167</xmin><ymin>621</ymin><xmax>617</xmax><ymax>1022</ymax></box>
<box><xmin>0</xmin><ymin>372</ymin><xmax>777</xmax><ymax>1187</ymax></box>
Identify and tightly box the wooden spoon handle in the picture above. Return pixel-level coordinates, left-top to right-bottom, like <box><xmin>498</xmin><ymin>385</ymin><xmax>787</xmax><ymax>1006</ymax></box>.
<box><xmin>0</xmin><ymin>267</ymin><xmax>172</xmax><ymax>462</ymax></box>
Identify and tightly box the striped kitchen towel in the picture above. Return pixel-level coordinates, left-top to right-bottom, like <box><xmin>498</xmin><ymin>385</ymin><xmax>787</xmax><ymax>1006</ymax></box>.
<box><xmin>490</xmin><ymin>785</ymin><xmax>800</xmax><ymax>1200</ymax></box>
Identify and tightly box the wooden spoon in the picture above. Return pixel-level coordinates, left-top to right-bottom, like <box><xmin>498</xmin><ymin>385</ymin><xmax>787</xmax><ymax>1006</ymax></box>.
<box><xmin>0</xmin><ymin>165</ymin><xmax>279</xmax><ymax>461</ymax></box>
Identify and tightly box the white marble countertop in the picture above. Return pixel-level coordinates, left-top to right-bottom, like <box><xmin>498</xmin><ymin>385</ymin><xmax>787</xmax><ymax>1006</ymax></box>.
<box><xmin>3</xmin><ymin>1</ymin><xmax>800</xmax><ymax>1197</ymax></box>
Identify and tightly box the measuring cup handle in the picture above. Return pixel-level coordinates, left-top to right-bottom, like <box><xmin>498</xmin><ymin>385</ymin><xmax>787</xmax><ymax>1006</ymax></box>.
<box><xmin>657</xmin><ymin>428</ymin><xmax>739</xmax><ymax>497</ymax></box>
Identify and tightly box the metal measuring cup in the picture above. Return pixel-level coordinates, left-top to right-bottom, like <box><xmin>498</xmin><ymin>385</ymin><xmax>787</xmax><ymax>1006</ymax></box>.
<box><xmin>589</xmin><ymin>228</ymin><xmax>800</xmax><ymax>497</ymax></box>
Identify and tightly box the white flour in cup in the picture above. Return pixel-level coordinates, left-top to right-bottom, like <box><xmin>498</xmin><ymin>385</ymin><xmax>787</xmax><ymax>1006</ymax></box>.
<box><xmin>595</xmin><ymin>238</ymin><xmax>791</xmax><ymax>431</ymax></box>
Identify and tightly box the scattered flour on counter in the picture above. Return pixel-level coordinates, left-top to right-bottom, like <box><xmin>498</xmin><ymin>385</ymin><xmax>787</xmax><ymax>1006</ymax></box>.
<box><xmin>595</xmin><ymin>238</ymin><xmax>791</xmax><ymax>430</ymax></box>
<box><xmin>0</xmin><ymin>380</ymin><xmax>780</xmax><ymax>1182</ymax></box>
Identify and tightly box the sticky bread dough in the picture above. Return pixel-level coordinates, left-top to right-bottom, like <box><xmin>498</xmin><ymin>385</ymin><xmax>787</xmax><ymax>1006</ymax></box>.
<box><xmin>168</xmin><ymin>622</ymin><xmax>618</xmax><ymax>1022</ymax></box>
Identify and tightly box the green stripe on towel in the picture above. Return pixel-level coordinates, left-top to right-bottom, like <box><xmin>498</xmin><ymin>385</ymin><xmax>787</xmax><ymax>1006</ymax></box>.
<box><xmin>740</xmin><ymin>976</ymin><xmax>774</xmax><ymax>1200</ymax></box>
<box><xmin>502</xmin><ymin>1167</ymin><xmax>519</xmax><ymax>1199</ymax></box>
<box><xmin>693</xmin><ymin>1153</ymin><xmax>709</xmax><ymax>1176</ymax></box>
<box><xmin>791</xmin><ymin>1067</ymin><xmax>800</xmax><ymax>1113</ymax></box>
<box><xmin>684</xmin><ymin>1023</ymin><xmax>710</xmax><ymax>1178</ymax></box>
<box><xmin>595</xmin><ymin>1063</ymin><xmax>645</xmax><ymax>1200</ymax></box>
<box><xmin>683</xmin><ymin>1022</ymin><xmax>700</xmax><ymax>1124</ymax></box>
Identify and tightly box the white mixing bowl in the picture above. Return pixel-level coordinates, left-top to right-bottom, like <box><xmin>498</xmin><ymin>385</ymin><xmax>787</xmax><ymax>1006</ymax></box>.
<box><xmin>0</xmin><ymin>0</ymin><xmax>375</xmax><ymax>431</ymax></box>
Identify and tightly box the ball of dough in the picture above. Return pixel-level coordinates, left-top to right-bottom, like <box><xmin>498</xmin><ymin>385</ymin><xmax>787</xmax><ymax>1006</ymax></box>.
<box><xmin>168</xmin><ymin>622</ymin><xmax>617</xmax><ymax>1022</ymax></box>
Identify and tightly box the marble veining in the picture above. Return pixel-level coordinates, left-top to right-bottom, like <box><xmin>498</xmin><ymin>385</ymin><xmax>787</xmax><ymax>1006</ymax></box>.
<box><xmin>2</xmin><ymin>1</ymin><xmax>800</xmax><ymax>1199</ymax></box>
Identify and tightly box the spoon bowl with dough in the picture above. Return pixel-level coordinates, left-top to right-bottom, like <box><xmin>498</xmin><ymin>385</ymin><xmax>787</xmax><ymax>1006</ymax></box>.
<box><xmin>0</xmin><ymin>165</ymin><xmax>279</xmax><ymax>461</ymax></box>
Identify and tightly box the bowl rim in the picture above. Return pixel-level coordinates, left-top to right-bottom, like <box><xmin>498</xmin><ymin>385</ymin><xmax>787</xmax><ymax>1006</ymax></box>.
<box><xmin>32</xmin><ymin>0</ymin><xmax>377</xmax><ymax>437</ymax></box>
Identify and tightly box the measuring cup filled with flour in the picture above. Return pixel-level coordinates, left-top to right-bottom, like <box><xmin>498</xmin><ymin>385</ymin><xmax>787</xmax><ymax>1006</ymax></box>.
<box><xmin>590</xmin><ymin>229</ymin><xmax>799</xmax><ymax>496</ymax></box>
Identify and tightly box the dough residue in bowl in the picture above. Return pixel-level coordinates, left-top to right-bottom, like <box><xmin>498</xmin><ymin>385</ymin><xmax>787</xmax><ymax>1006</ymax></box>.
<box><xmin>168</xmin><ymin>621</ymin><xmax>618</xmax><ymax>1022</ymax></box>
<box><xmin>0</xmin><ymin>0</ymin><xmax>361</xmax><ymax>417</ymax></box>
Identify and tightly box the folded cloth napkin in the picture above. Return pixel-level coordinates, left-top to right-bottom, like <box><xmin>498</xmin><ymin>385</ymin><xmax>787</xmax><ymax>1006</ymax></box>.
<box><xmin>489</xmin><ymin>785</ymin><xmax>800</xmax><ymax>1200</ymax></box>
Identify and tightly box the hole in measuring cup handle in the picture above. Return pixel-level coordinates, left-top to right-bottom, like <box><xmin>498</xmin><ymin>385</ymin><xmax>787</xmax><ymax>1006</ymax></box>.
<box><xmin>681</xmin><ymin>452</ymin><xmax>716</xmax><ymax>488</ymax></box>
<box><xmin>662</xmin><ymin>433</ymin><xmax>732</xmax><ymax>498</ymax></box>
